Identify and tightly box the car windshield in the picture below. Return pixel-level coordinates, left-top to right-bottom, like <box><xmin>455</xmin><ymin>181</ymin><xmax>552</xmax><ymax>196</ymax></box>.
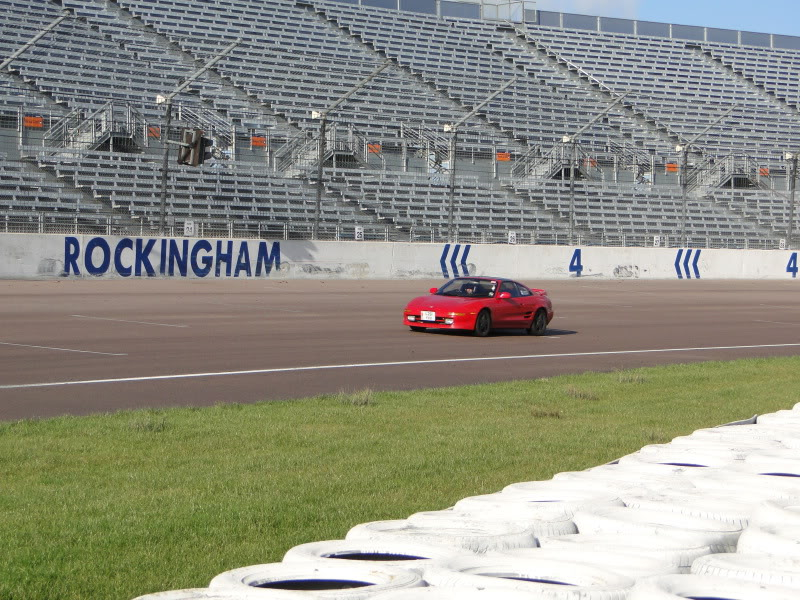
<box><xmin>437</xmin><ymin>278</ymin><xmax>496</xmax><ymax>298</ymax></box>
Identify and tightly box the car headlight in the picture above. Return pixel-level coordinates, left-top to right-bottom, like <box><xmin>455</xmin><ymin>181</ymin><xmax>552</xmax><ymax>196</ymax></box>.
<box><xmin>407</xmin><ymin>315</ymin><xmax>416</xmax><ymax>321</ymax></box>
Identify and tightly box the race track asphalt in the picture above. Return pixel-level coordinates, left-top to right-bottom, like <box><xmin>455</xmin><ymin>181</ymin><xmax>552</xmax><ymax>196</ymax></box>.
<box><xmin>1</xmin><ymin>277</ymin><xmax>799</xmax><ymax>421</ymax></box>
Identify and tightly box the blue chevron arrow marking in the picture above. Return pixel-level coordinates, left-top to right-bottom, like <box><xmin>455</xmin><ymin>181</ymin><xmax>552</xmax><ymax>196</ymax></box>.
<box><xmin>449</xmin><ymin>244</ymin><xmax>461</xmax><ymax>278</ymax></box>
<box><xmin>440</xmin><ymin>244</ymin><xmax>471</xmax><ymax>278</ymax></box>
<box><xmin>675</xmin><ymin>249</ymin><xmax>702</xmax><ymax>279</ymax></box>
<box><xmin>683</xmin><ymin>249</ymin><xmax>692</xmax><ymax>279</ymax></box>
<box><xmin>674</xmin><ymin>249</ymin><xmax>684</xmax><ymax>279</ymax></box>
<box><xmin>459</xmin><ymin>245</ymin><xmax>471</xmax><ymax>276</ymax></box>
<box><xmin>440</xmin><ymin>244</ymin><xmax>451</xmax><ymax>278</ymax></box>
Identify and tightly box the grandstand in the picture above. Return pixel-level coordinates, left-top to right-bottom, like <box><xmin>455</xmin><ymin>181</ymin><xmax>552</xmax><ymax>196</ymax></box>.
<box><xmin>0</xmin><ymin>0</ymin><xmax>798</xmax><ymax>248</ymax></box>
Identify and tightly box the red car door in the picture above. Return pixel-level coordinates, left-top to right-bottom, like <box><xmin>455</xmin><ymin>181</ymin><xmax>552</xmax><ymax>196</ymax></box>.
<box><xmin>493</xmin><ymin>281</ymin><xmax>529</xmax><ymax>328</ymax></box>
<box><xmin>514</xmin><ymin>283</ymin><xmax>539</xmax><ymax>326</ymax></box>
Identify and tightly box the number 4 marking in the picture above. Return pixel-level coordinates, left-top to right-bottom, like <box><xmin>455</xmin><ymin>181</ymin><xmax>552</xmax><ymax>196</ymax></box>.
<box><xmin>569</xmin><ymin>248</ymin><xmax>583</xmax><ymax>277</ymax></box>
<box><xmin>788</xmin><ymin>252</ymin><xmax>798</xmax><ymax>278</ymax></box>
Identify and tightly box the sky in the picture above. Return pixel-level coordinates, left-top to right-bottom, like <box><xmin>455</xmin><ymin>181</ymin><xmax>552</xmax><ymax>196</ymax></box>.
<box><xmin>534</xmin><ymin>0</ymin><xmax>800</xmax><ymax>37</ymax></box>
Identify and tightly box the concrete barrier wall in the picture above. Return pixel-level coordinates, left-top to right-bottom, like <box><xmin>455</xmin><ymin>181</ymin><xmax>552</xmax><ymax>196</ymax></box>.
<box><xmin>1</xmin><ymin>233</ymin><xmax>798</xmax><ymax>280</ymax></box>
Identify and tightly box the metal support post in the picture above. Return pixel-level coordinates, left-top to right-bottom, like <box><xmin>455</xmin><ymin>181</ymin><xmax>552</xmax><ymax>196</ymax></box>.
<box><xmin>679</xmin><ymin>146</ymin><xmax>689</xmax><ymax>248</ymax></box>
<box><xmin>447</xmin><ymin>131</ymin><xmax>458</xmax><ymax>242</ymax></box>
<box><xmin>569</xmin><ymin>140</ymin><xmax>577</xmax><ymax>245</ymax></box>
<box><xmin>444</xmin><ymin>76</ymin><xmax>518</xmax><ymax>243</ymax></box>
<box><xmin>310</xmin><ymin>59</ymin><xmax>392</xmax><ymax>239</ymax></box>
<box><xmin>156</xmin><ymin>39</ymin><xmax>240</xmax><ymax>235</ymax></box>
<box><xmin>787</xmin><ymin>151</ymin><xmax>798</xmax><ymax>250</ymax></box>
<box><xmin>559</xmin><ymin>92</ymin><xmax>629</xmax><ymax>245</ymax></box>
<box><xmin>313</xmin><ymin>115</ymin><xmax>327</xmax><ymax>240</ymax></box>
<box><xmin>675</xmin><ymin>105</ymin><xmax>737</xmax><ymax>248</ymax></box>
<box><xmin>158</xmin><ymin>99</ymin><xmax>174</xmax><ymax>235</ymax></box>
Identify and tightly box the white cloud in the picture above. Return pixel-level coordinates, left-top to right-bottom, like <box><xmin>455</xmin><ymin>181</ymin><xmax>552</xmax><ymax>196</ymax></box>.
<box><xmin>534</xmin><ymin>0</ymin><xmax>640</xmax><ymax>19</ymax></box>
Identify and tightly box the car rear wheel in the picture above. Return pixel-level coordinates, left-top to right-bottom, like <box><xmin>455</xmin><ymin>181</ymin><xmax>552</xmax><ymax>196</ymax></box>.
<box><xmin>473</xmin><ymin>310</ymin><xmax>491</xmax><ymax>337</ymax></box>
<box><xmin>527</xmin><ymin>309</ymin><xmax>548</xmax><ymax>336</ymax></box>
<box><xmin>410</xmin><ymin>326</ymin><xmax>426</xmax><ymax>332</ymax></box>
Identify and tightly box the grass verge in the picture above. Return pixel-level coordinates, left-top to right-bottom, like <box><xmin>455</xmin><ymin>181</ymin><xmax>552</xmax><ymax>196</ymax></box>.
<box><xmin>1</xmin><ymin>356</ymin><xmax>799</xmax><ymax>600</ymax></box>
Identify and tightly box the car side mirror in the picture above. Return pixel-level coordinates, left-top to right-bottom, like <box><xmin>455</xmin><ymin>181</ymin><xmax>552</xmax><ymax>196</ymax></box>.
<box><xmin>498</xmin><ymin>291</ymin><xmax>511</xmax><ymax>299</ymax></box>
<box><xmin>429</xmin><ymin>287</ymin><xmax>439</xmax><ymax>294</ymax></box>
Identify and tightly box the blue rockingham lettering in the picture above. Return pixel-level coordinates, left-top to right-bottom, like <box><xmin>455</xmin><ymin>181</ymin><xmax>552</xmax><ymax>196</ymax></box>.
<box><xmin>63</xmin><ymin>236</ymin><xmax>280</xmax><ymax>278</ymax></box>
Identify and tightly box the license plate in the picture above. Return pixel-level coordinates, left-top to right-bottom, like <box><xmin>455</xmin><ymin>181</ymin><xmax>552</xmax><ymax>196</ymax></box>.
<box><xmin>421</xmin><ymin>311</ymin><xmax>436</xmax><ymax>322</ymax></box>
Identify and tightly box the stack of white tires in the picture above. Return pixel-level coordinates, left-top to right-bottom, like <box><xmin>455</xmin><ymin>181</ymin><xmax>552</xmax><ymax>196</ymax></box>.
<box><xmin>133</xmin><ymin>404</ymin><xmax>800</xmax><ymax>600</ymax></box>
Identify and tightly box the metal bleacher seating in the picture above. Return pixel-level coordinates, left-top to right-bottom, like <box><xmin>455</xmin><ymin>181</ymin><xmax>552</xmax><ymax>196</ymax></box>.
<box><xmin>0</xmin><ymin>2</ymin><xmax>180</xmax><ymax>120</ymax></box>
<box><xmin>0</xmin><ymin>151</ymin><xmax>112</xmax><ymax>233</ymax></box>
<box><xmin>327</xmin><ymin>167</ymin><xmax>570</xmax><ymax>242</ymax></box>
<box><xmin>700</xmin><ymin>42</ymin><xmax>800</xmax><ymax>109</ymax></box>
<box><xmin>109</xmin><ymin>0</ymin><xmax>469</xmax><ymax>142</ymax></box>
<box><xmin>513</xmin><ymin>179</ymin><xmax>773</xmax><ymax>247</ymax></box>
<box><xmin>709</xmin><ymin>187</ymin><xmax>796</xmax><ymax>238</ymax></box>
<box><xmin>522</xmin><ymin>24</ymin><xmax>800</xmax><ymax>160</ymax></box>
<box><xmin>0</xmin><ymin>0</ymin><xmax>797</xmax><ymax>247</ymax></box>
<box><xmin>33</xmin><ymin>150</ymin><xmax>379</xmax><ymax>237</ymax></box>
<box><xmin>313</xmin><ymin>0</ymin><xmax>658</xmax><ymax>153</ymax></box>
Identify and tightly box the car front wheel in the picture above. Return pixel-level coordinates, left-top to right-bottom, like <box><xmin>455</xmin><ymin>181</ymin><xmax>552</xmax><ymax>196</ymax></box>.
<box><xmin>473</xmin><ymin>310</ymin><xmax>491</xmax><ymax>337</ymax></box>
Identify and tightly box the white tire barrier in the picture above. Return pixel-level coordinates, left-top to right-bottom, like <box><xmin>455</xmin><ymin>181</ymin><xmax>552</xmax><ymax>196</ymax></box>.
<box><xmin>757</xmin><ymin>411</ymin><xmax>800</xmax><ymax>426</ymax></box>
<box><xmin>664</xmin><ymin>436</ymin><xmax>790</xmax><ymax>460</ymax></box>
<box><xmin>667</xmin><ymin>433</ymin><xmax>777</xmax><ymax>446</ymax></box>
<box><xmin>572</xmin><ymin>506</ymin><xmax>742</xmax><ymax>553</ymax></box>
<box><xmin>456</xmin><ymin>489</ymin><xmax>624</xmax><ymax>519</ymax></box>
<box><xmin>551</xmin><ymin>466</ymin><xmax>696</xmax><ymax>495</ymax></box>
<box><xmin>683</xmin><ymin>425</ymin><xmax>800</xmax><ymax>447</ymax></box>
<box><xmin>682</xmin><ymin>469</ymin><xmax>800</xmax><ymax>500</ymax></box>
<box><xmin>750</xmin><ymin>499</ymin><xmax>800</xmax><ymax>529</ymax></box>
<box><xmin>628</xmin><ymin>574</ymin><xmax>800</xmax><ymax>599</ymax></box>
<box><xmin>775</xmin><ymin>435</ymin><xmax>800</xmax><ymax>449</ymax></box>
<box><xmin>345</xmin><ymin>519</ymin><xmax>537</xmax><ymax>554</ymax></box>
<box><xmin>536</xmin><ymin>532</ymin><xmax>711</xmax><ymax>572</ymax></box>
<box><xmin>575</xmin><ymin>461</ymin><xmax>699</xmax><ymax>480</ymax></box>
<box><xmin>691</xmin><ymin>553</ymin><xmax>800</xmax><ymax>589</ymax></box>
<box><xmin>741</xmin><ymin>452</ymin><xmax>800</xmax><ymax>477</ymax></box>
<box><xmin>620</xmin><ymin>490</ymin><xmax>754</xmax><ymax>528</ymax></box>
<box><xmin>282</xmin><ymin>539</ymin><xmax>471</xmax><ymax>575</ymax></box>
<box><xmin>719</xmin><ymin>414</ymin><xmax>759</xmax><ymax>426</ymax></box>
<box><xmin>637</xmin><ymin>439</ymin><xmax>764</xmax><ymax>457</ymax></box>
<box><xmin>132</xmin><ymin>590</ymin><xmax>263</xmax><ymax>600</ymax></box>
<box><xmin>406</xmin><ymin>509</ymin><xmax>577</xmax><ymax>539</ymax></box>
<box><xmin>502</xmin><ymin>476</ymin><xmax>657</xmax><ymax>497</ymax></box>
<box><xmin>208</xmin><ymin>562</ymin><xmax>423</xmax><ymax>599</ymax></box>
<box><xmin>371</xmin><ymin>587</ymin><xmax>542</xmax><ymax>600</ymax></box>
<box><xmin>617</xmin><ymin>447</ymin><xmax>738</xmax><ymax>469</ymax></box>
<box><xmin>423</xmin><ymin>556</ymin><xmax>633</xmax><ymax>599</ymax></box>
<box><xmin>737</xmin><ymin>524</ymin><xmax>800</xmax><ymax>559</ymax></box>
<box><xmin>502</xmin><ymin>546</ymin><xmax>679</xmax><ymax>578</ymax></box>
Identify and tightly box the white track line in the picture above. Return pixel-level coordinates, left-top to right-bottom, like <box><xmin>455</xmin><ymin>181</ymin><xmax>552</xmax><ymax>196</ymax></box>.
<box><xmin>1</xmin><ymin>342</ymin><xmax>799</xmax><ymax>390</ymax></box>
<box><xmin>0</xmin><ymin>341</ymin><xmax>127</xmax><ymax>356</ymax></box>
<box><xmin>71</xmin><ymin>315</ymin><xmax>188</xmax><ymax>328</ymax></box>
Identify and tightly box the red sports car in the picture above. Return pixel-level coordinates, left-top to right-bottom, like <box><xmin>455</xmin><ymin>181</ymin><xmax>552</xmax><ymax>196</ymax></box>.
<box><xmin>403</xmin><ymin>277</ymin><xmax>554</xmax><ymax>337</ymax></box>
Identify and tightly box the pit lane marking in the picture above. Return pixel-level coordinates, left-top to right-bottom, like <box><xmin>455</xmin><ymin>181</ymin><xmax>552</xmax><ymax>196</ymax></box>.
<box><xmin>754</xmin><ymin>320</ymin><xmax>800</xmax><ymax>327</ymax></box>
<box><xmin>2</xmin><ymin>342</ymin><xmax>799</xmax><ymax>390</ymax></box>
<box><xmin>0</xmin><ymin>341</ymin><xmax>127</xmax><ymax>356</ymax></box>
<box><xmin>71</xmin><ymin>315</ymin><xmax>188</xmax><ymax>328</ymax></box>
